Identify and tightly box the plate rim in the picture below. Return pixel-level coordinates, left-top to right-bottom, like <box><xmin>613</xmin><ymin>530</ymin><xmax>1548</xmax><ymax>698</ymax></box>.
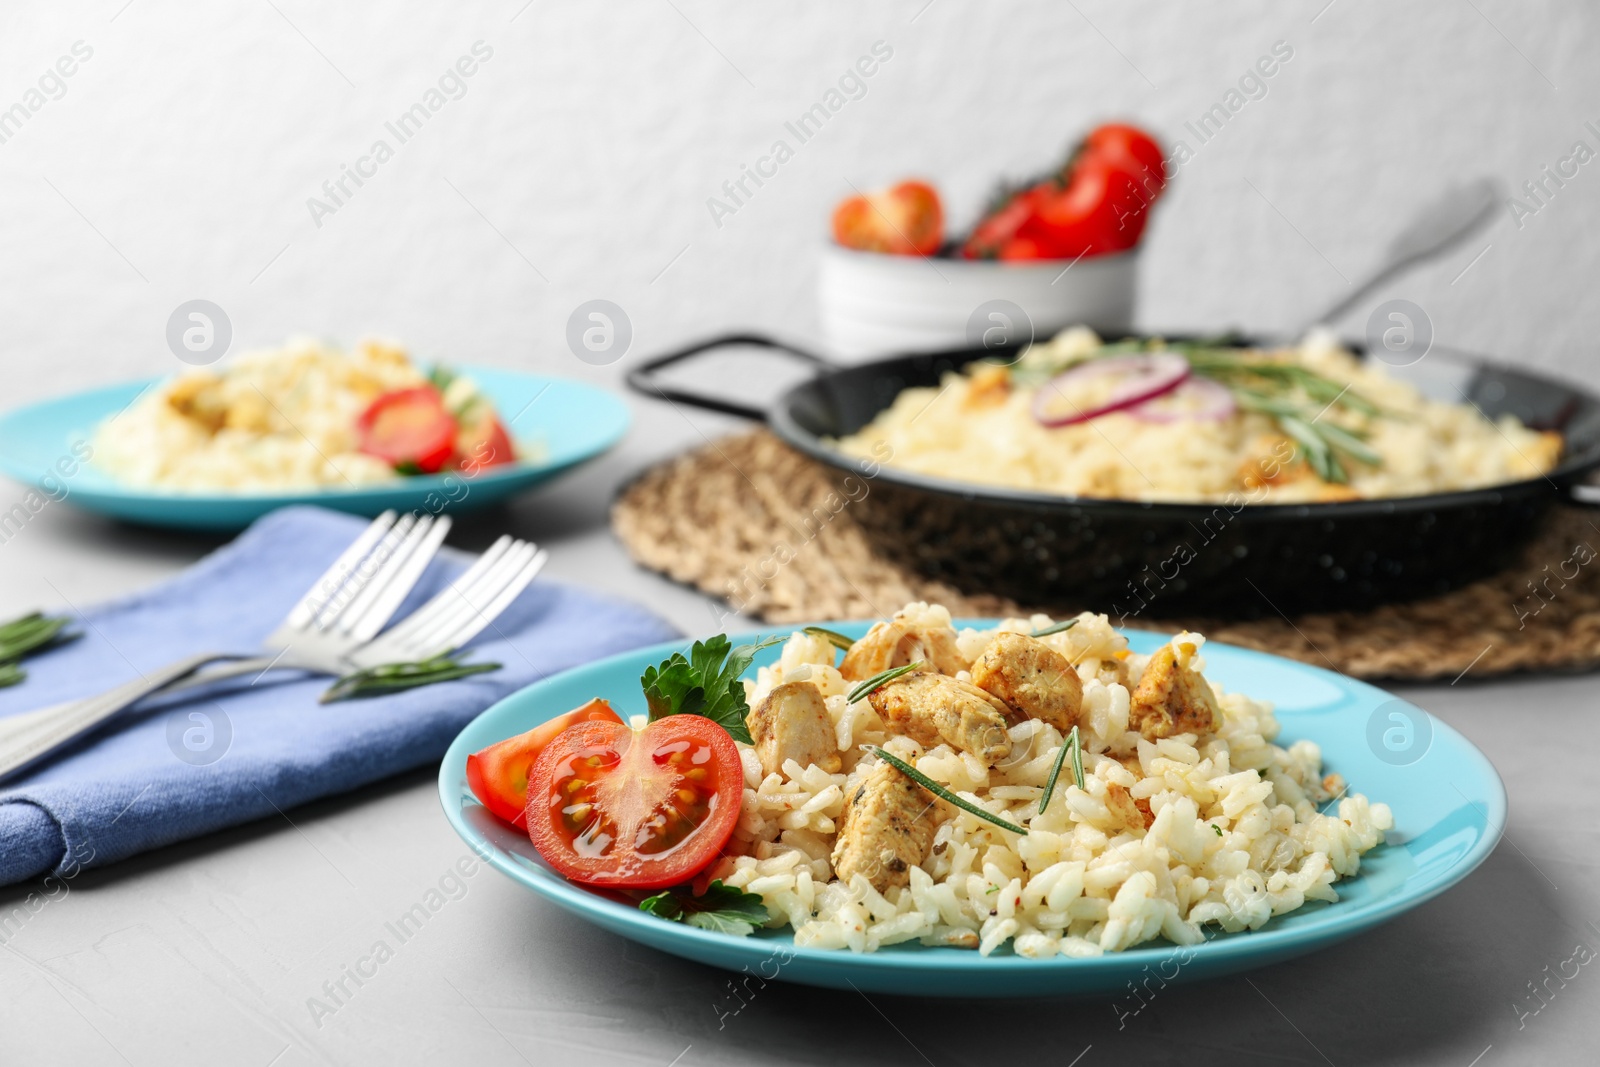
<box><xmin>437</xmin><ymin>620</ymin><xmax>1507</xmax><ymax>979</ymax></box>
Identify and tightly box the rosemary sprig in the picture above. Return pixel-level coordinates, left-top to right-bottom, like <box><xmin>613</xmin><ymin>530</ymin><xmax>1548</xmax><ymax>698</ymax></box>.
<box><xmin>1029</xmin><ymin>619</ymin><xmax>1078</xmax><ymax>638</ymax></box>
<box><xmin>869</xmin><ymin>746</ymin><xmax>1027</xmax><ymax>835</ymax></box>
<box><xmin>321</xmin><ymin>652</ymin><xmax>501</xmax><ymax>703</ymax></box>
<box><xmin>0</xmin><ymin>612</ymin><xmax>78</xmax><ymax>662</ymax></box>
<box><xmin>803</xmin><ymin>626</ymin><xmax>856</xmax><ymax>652</ymax></box>
<box><xmin>845</xmin><ymin>661</ymin><xmax>923</xmax><ymax>705</ymax></box>
<box><xmin>1038</xmin><ymin>725</ymin><xmax>1084</xmax><ymax>814</ymax></box>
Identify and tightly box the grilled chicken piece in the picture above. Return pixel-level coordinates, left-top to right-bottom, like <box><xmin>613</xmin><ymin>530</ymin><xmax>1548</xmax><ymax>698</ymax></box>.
<box><xmin>831</xmin><ymin>761</ymin><xmax>944</xmax><ymax>891</ymax></box>
<box><xmin>747</xmin><ymin>681</ymin><xmax>840</xmax><ymax>777</ymax></box>
<box><xmin>962</xmin><ymin>363</ymin><xmax>1011</xmax><ymax>410</ymax></box>
<box><xmin>840</xmin><ymin>613</ymin><xmax>968</xmax><ymax>681</ymax></box>
<box><xmin>1106</xmin><ymin>783</ymin><xmax>1154</xmax><ymax>832</ymax></box>
<box><xmin>1128</xmin><ymin>642</ymin><xmax>1221</xmax><ymax>741</ymax></box>
<box><xmin>969</xmin><ymin>632</ymin><xmax>1082</xmax><ymax>732</ymax></box>
<box><xmin>868</xmin><ymin>673</ymin><xmax>1012</xmax><ymax>765</ymax></box>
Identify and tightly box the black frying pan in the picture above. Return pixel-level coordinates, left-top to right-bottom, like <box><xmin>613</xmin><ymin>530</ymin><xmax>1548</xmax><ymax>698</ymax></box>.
<box><xmin>627</xmin><ymin>334</ymin><xmax>1600</xmax><ymax>618</ymax></box>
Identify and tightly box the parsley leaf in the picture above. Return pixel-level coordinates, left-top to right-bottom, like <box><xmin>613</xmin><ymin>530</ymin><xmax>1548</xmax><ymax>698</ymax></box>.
<box><xmin>640</xmin><ymin>634</ymin><xmax>782</xmax><ymax>745</ymax></box>
<box><xmin>638</xmin><ymin>880</ymin><xmax>769</xmax><ymax>936</ymax></box>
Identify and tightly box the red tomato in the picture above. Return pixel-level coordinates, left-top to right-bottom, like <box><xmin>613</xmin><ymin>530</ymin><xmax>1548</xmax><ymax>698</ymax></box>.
<box><xmin>962</xmin><ymin>123</ymin><xmax>1166</xmax><ymax>261</ymax></box>
<box><xmin>962</xmin><ymin>185</ymin><xmax>1050</xmax><ymax>259</ymax></box>
<box><xmin>467</xmin><ymin>699</ymin><xmax>625</xmax><ymax>828</ymax></box>
<box><xmin>526</xmin><ymin>716</ymin><xmax>743</xmax><ymax>889</ymax></box>
<box><xmin>357</xmin><ymin>387</ymin><xmax>457</xmax><ymax>473</ymax></box>
<box><xmin>455</xmin><ymin>408</ymin><xmax>516</xmax><ymax>474</ymax></box>
<box><xmin>832</xmin><ymin>180</ymin><xmax>944</xmax><ymax>256</ymax></box>
<box><xmin>1083</xmin><ymin>123</ymin><xmax>1167</xmax><ymax>200</ymax></box>
<box><xmin>1015</xmin><ymin>158</ymin><xmax>1129</xmax><ymax>259</ymax></box>
<box><xmin>1081</xmin><ymin>124</ymin><xmax>1166</xmax><ymax>248</ymax></box>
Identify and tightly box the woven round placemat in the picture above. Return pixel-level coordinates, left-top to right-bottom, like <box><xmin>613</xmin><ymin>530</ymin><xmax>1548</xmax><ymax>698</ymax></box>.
<box><xmin>612</xmin><ymin>429</ymin><xmax>1600</xmax><ymax>681</ymax></box>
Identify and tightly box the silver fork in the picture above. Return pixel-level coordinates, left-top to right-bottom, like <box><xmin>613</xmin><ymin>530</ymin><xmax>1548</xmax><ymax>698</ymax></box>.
<box><xmin>0</xmin><ymin>509</ymin><xmax>460</xmax><ymax>782</ymax></box>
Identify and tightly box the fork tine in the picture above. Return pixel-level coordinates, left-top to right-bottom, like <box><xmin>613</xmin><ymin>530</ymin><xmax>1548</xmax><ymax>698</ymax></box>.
<box><xmin>426</xmin><ymin>548</ymin><xmax>549</xmax><ymax>656</ymax></box>
<box><xmin>281</xmin><ymin>510</ymin><xmax>396</xmax><ymax>629</ymax></box>
<box><xmin>337</xmin><ymin>514</ymin><xmax>454</xmax><ymax>641</ymax></box>
<box><xmin>376</xmin><ymin>534</ymin><xmax>513</xmax><ymax>646</ymax></box>
<box><xmin>410</xmin><ymin>544</ymin><xmax>547</xmax><ymax>659</ymax></box>
<box><xmin>327</xmin><ymin>513</ymin><xmax>451</xmax><ymax>639</ymax></box>
<box><xmin>401</xmin><ymin>542</ymin><xmax>536</xmax><ymax>654</ymax></box>
<box><xmin>310</xmin><ymin>511</ymin><xmax>417</xmax><ymax>629</ymax></box>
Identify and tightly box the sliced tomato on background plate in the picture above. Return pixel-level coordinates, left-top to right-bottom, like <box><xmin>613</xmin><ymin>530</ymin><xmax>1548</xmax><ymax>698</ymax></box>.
<box><xmin>526</xmin><ymin>715</ymin><xmax>742</xmax><ymax>889</ymax></box>
<box><xmin>357</xmin><ymin>386</ymin><xmax>458</xmax><ymax>473</ymax></box>
<box><xmin>454</xmin><ymin>407</ymin><xmax>517</xmax><ymax>474</ymax></box>
<box><xmin>466</xmin><ymin>699</ymin><xmax>623</xmax><ymax>828</ymax></box>
<box><xmin>832</xmin><ymin>179</ymin><xmax>944</xmax><ymax>256</ymax></box>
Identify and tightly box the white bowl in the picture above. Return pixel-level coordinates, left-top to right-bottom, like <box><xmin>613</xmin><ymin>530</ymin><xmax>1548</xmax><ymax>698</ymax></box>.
<box><xmin>817</xmin><ymin>244</ymin><xmax>1138</xmax><ymax>363</ymax></box>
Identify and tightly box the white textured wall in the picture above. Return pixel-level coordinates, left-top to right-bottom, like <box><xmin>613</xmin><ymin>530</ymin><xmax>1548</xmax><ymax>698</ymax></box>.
<box><xmin>1</xmin><ymin>0</ymin><xmax>1596</xmax><ymax>407</ymax></box>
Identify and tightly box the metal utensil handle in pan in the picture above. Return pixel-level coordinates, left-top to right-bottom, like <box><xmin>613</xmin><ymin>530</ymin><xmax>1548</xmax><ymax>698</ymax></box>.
<box><xmin>624</xmin><ymin>333</ymin><xmax>830</xmax><ymax>421</ymax></box>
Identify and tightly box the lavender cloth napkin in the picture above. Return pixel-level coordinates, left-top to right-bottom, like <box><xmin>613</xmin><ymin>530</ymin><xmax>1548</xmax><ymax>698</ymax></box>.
<box><xmin>0</xmin><ymin>505</ymin><xmax>679</xmax><ymax>887</ymax></box>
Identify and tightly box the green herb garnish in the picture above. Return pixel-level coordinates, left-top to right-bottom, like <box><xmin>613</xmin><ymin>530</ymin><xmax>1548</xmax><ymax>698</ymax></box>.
<box><xmin>0</xmin><ymin>611</ymin><xmax>78</xmax><ymax>663</ymax></box>
<box><xmin>0</xmin><ymin>662</ymin><xmax>24</xmax><ymax>688</ymax></box>
<box><xmin>1212</xmin><ymin>824</ymin><xmax>1224</xmax><ymax>837</ymax></box>
<box><xmin>1029</xmin><ymin>619</ymin><xmax>1078</xmax><ymax>639</ymax></box>
<box><xmin>321</xmin><ymin>652</ymin><xmax>501</xmax><ymax>703</ymax></box>
<box><xmin>803</xmin><ymin>626</ymin><xmax>856</xmax><ymax>652</ymax></box>
<box><xmin>641</xmin><ymin>634</ymin><xmax>783</xmax><ymax>746</ymax></box>
<box><xmin>845</xmin><ymin>662</ymin><xmax>923</xmax><ymax>706</ymax></box>
<box><xmin>639</xmin><ymin>879</ymin><xmax>769</xmax><ymax>936</ymax></box>
<box><xmin>1179</xmin><ymin>347</ymin><xmax>1384</xmax><ymax>483</ymax></box>
<box><xmin>427</xmin><ymin>364</ymin><xmax>458</xmax><ymax>394</ymax></box>
<box><xmin>869</xmin><ymin>746</ymin><xmax>1027</xmax><ymax>835</ymax></box>
<box><xmin>1038</xmin><ymin>725</ymin><xmax>1084</xmax><ymax>814</ymax></box>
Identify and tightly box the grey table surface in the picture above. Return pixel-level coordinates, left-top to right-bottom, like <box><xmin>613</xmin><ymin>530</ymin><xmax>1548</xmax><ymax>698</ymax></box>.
<box><xmin>1</xmin><ymin>400</ymin><xmax>1596</xmax><ymax>1067</ymax></box>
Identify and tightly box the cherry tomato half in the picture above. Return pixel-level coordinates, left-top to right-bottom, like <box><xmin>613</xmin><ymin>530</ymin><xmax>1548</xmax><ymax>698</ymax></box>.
<box><xmin>832</xmin><ymin>179</ymin><xmax>944</xmax><ymax>256</ymax></box>
<box><xmin>466</xmin><ymin>699</ymin><xmax>623</xmax><ymax>828</ymax></box>
<box><xmin>455</xmin><ymin>408</ymin><xmax>517</xmax><ymax>474</ymax></box>
<box><xmin>526</xmin><ymin>716</ymin><xmax>743</xmax><ymax>889</ymax></box>
<box><xmin>357</xmin><ymin>386</ymin><xmax>457</xmax><ymax>473</ymax></box>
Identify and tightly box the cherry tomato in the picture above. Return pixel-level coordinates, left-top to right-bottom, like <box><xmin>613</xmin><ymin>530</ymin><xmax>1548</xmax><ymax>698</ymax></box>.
<box><xmin>466</xmin><ymin>699</ymin><xmax>624</xmax><ymax>828</ymax></box>
<box><xmin>455</xmin><ymin>408</ymin><xmax>517</xmax><ymax>474</ymax></box>
<box><xmin>357</xmin><ymin>386</ymin><xmax>457</xmax><ymax>473</ymax></box>
<box><xmin>1083</xmin><ymin>123</ymin><xmax>1167</xmax><ymax>200</ymax></box>
<box><xmin>526</xmin><ymin>716</ymin><xmax>743</xmax><ymax>889</ymax></box>
<box><xmin>962</xmin><ymin>185</ymin><xmax>1051</xmax><ymax>259</ymax></box>
<box><xmin>1016</xmin><ymin>158</ymin><xmax>1129</xmax><ymax>259</ymax></box>
<box><xmin>961</xmin><ymin>123</ymin><xmax>1166</xmax><ymax>261</ymax></box>
<box><xmin>832</xmin><ymin>180</ymin><xmax>944</xmax><ymax>256</ymax></box>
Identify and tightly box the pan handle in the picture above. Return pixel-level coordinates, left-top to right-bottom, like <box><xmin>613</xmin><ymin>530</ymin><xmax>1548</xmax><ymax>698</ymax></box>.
<box><xmin>625</xmin><ymin>333</ymin><xmax>831</xmax><ymax>421</ymax></box>
<box><xmin>1566</xmin><ymin>483</ymin><xmax>1600</xmax><ymax>507</ymax></box>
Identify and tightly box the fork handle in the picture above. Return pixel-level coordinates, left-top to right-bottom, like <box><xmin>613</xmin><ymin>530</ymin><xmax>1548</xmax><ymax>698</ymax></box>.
<box><xmin>0</xmin><ymin>652</ymin><xmax>243</xmax><ymax>784</ymax></box>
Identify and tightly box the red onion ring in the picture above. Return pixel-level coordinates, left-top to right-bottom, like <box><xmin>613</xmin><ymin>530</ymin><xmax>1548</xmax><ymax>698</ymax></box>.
<box><xmin>1032</xmin><ymin>353</ymin><xmax>1190</xmax><ymax>427</ymax></box>
<box><xmin>1127</xmin><ymin>377</ymin><xmax>1237</xmax><ymax>422</ymax></box>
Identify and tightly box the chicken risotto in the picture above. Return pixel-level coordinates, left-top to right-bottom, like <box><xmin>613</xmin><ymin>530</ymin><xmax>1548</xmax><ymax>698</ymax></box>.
<box><xmin>472</xmin><ymin>603</ymin><xmax>1391</xmax><ymax>958</ymax></box>
<box><xmin>95</xmin><ymin>338</ymin><xmax>520</xmax><ymax>491</ymax></box>
<box><xmin>833</xmin><ymin>327</ymin><xmax>1563</xmax><ymax>504</ymax></box>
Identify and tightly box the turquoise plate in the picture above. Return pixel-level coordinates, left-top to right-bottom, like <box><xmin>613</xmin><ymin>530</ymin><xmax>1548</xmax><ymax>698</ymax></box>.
<box><xmin>438</xmin><ymin>622</ymin><xmax>1505</xmax><ymax>997</ymax></box>
<box><xmin>0</xmin><ymin>365</ymin><xmax>629</xmax><ymax>531</ymax></box>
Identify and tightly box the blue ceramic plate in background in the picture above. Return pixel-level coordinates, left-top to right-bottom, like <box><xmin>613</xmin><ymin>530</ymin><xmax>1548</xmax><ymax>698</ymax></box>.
<box><xmin>0</xmin><ymin>365</ymin><xmax>629</xmax><ymax>531</ymax></box>
<box><xmin>439</xmin><ymin>621</ymin><xmax>1505</xmax><ymax>998</ymax></box>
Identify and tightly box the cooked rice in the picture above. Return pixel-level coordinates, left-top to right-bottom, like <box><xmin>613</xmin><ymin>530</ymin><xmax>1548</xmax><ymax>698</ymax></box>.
<box><xmin>833</xmin><ymin>327</ymin><xmax>1562</xmax><ymax>504</ymax></box>
<box><xmin>707</xmin><ymin>602</ymin><xmax>1392</xmax><ymax>956</ymax></box>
